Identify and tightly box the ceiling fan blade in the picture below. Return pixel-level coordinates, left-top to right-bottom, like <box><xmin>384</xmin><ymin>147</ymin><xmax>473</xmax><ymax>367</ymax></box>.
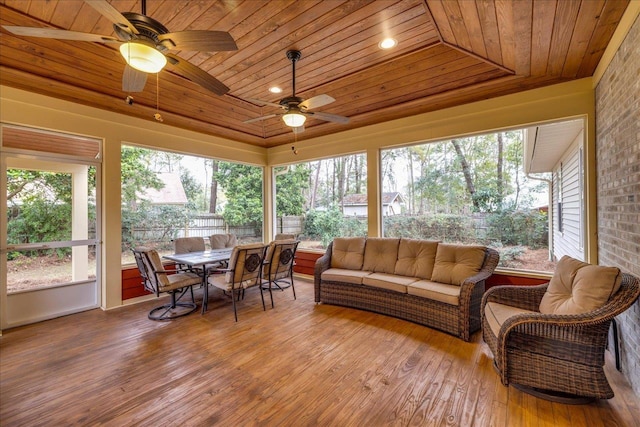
<box><xmin>244</xmin><ymin>114</ymin><xmax>278</xmax><ymax>124</ymax></box>
<box><xmin>165</xmin><ymin>53</ymin><xmax>229</xmax><ymax>95</ymax></box>
<box><xmin>158</xmin><ymin>31</ymin><xmax>237</xmax><ymax>52</ymax></box>
<box><xmin>2</xmin><ymin>25</ymin><xmax>119</xmax><ymax>42</ymax></box>
<box><xmin>84</xmin><ymin>0</ymin><xmax>139</xmax><ymax>35</ymax></box>
<box><xmin>122</xmin><ymin>65</ymin><xmax>147</xmax><ymax>92</ymax></box>
<box><xmin>243</xmin><ymin>98</ymin><xmax>285</xmax><ymax>109</ymax></box>
<box><xmin>292</xmin><ymin>125</ymin><xmax>305</xmax><ymax>134</ymax></box>
<box><xmin>299</xmin><ymin>94</ymin><xmax>335</xmax><ymax>110</ymax></box>
<box><xmin>309</xmin><ymin>111</ymin><xmax>350</xmax><ymax>124</ymax></box>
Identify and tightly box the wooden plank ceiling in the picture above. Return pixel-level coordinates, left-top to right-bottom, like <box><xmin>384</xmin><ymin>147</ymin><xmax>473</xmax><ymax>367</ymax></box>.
<box><xmin>0</xmin><ymin>0</ymin><xmax>630</xmax><ymax>148</ymax></box>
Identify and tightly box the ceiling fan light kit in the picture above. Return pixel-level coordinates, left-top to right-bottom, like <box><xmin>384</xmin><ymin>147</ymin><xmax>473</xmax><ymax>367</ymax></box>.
<box><xmin>282</xmin><ymin>108</ymin><xmax>306</xmax><ymax>127</ymax></box>
<box><xmin>2</xmin><ymin>0</ymin><xmax>236</xmax><ymax>96</ymax></box>
<box><xmin>119</xmin><ymin>41</ymin><xmax>167</xmax><ymax>73</ymax></box>
<box><xmin>244</xmin><ymin>49</ymin><xmax>349</xmax><ymax>133</ymax></box>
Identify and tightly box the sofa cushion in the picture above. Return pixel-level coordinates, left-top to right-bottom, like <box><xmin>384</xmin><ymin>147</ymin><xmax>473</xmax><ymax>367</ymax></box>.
<box><xmin>331</xmin><ymin>237</ymin><xmax>366</xmax><ymax>270</ymax></box>
<box><xmin>362</xmin><ymin>272</ymin><xmax>415</xmax><ymax>293</ymax></box>
<box><xmin>407</xmin><ymin>280</ymin><xmax>461</xmax><ymax>306</ymax></box>
<box><xmin>484</xmin><ymin>301</ymin><xmax>537</xmax><ymax>336</ymax></box>
<box><xmin>362</xmin><ymin>238</ymin><xmax>400</xmax><ymax>274</ymax></box>
<box><xmin>321</xmin><ymin>268</ymin><xmax>371</xmax><ymax>285</ymax></box>
<box><xmin>431</xmin><ymin>244</ymin><xmax>486</xmax><ymax>285</ymax></box>
<box><xmin>539</xmin><ymin>255</ymin><xmax>622</xmax><ymax>315</ymax></box>
<box><xmin>394</xmin><ymin>238</ymin><xmax>439</xmax><ymax>279</ymax></box>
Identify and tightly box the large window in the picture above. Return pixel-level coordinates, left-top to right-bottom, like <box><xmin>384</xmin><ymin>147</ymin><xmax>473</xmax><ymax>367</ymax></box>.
<box><xmin>381</xmin><ymin>130</ymin><xmax>558</xmax><ymax>273</ymax></box>
<box><xmin>274</xmin><ymin>153</ymin><xmax>367</xmax><ymax>249</ymax></box>
<box><xmin>120</xmin><ymin>145</ymin><xmax>263</xmax><ymax>264</ymax></box>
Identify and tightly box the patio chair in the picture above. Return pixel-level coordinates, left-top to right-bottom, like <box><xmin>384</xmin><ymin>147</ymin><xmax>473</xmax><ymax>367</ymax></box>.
<box><xmin>209</xmin><ymin>233</ymin><xmax>237</xmax><ymax>249</ymax></box>
<box><xmin>173</xmin><ymin>236</ymin><xmax>207</xmax><ymax>272</ymax></box>
<box><xmin>262</xmin><ymin>240</ymin><xmax>298</xmax><ymax>308</ymax></box>
<box><xmin>204</xmin><ymin>243</ymin><xmax>268</xmax><ymax>321</ymax></box>
<box><xmin>482</xmin><ymin>256</ymin><xmax>640</xmax><ymax>402</ymax></box>
<box><xmin>133</xmin><ymin>248</ymin><xmax>202</xmax><ymax>321</ymax></box>
<box><xmin>273</xmin><ymin>233</ymin><xmax>296</xmax><ymax>240</ymax></box>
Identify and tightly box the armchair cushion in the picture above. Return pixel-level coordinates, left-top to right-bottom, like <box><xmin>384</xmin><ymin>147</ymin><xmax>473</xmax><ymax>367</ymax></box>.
<box><xmin>539</xmin><ymin>255</ymin><xmax>622</xmax><ymax>315</ymax></box>
<box><xmin>331</xmin><ymin>237</ymin><xmax>366</xmax><ymax>270</ymax></box>
<box><xmin>484</xmin><ymin>301</ymin><xmax>537</xmax><ymax>336</ymax></box>
<box><xmin>431</xmin><ymin>244</ymin><xmax>486</xmax><ymax>285</ymax></box>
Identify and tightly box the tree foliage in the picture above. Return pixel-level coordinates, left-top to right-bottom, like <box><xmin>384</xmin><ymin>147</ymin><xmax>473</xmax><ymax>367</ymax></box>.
<box><xmin>214</xmin><ymin>162</ymin><xmax>263</xmax><ymax>226</ymax></box>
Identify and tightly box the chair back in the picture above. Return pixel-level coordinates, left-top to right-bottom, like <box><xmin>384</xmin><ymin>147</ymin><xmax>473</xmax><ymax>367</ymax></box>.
<box><xmin>274</xmin><ymin>233</ymin><xmax>296</xmax><ymax>241</ymax></box>
<box><xmin>174</xmin><ymin>237</ymin><xmax>205</xmax><ymax>254</ymax></box>
<box><xmin>266</xmin><ymin>240</ymin><xmax>298</xmax><ymax>281</ymax></box>
<box><xmin>133</xmin><ymin>248</ymin><xmax>170</xmax><ymax>295</ymax></box>
<box><xmin>210</xmin><ymin>233</ymin><xmax>238</xmax><ymax>249</ymax></box>
<box><xmin>226</xmin><ymin>243</ymin><xmax>267</xmax><ymax>287</ymax></box>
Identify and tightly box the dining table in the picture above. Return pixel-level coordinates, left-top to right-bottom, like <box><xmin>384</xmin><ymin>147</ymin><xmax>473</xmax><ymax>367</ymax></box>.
<box><xmin>163</xmin><ymin>248</ymin><xmax>234</xmax><ymax>314</ymax></box>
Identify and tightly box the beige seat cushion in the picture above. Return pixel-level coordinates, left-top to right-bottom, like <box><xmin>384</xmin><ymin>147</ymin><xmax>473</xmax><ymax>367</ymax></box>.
<box><xmin>407</xmin><ymin>280</ymin><xmax>461</xmax><ymax>306</ymax></box>
<box><xmin>331</xmin><ymin>237</ymin><xmax>366</xmax><ymax>270</ymax></box>
<box><xmin>484</xmin><ymin>301</ymin><xmax>537</xmax><ymax>336</ymax></box>
<box><xmin>362</xmin><ymin>272</ymin><xmax>415</xmax><ymax>293</ymax></box>
<box><xmin>362</xmin><ymin>238</ymin><xmax>400</xmax><ymax>274</ymax></box>
<box><xmin>539</xmin><ymin>255</ymin><xmax>622</xmax><ymax>315</ymax></box>
<box><xmin>394</xmin><ymin>238</ymin><xmax>439</xmax><ymax>279</ymax></box>
<box><xmin>321</xmin><ymin>268</ymin><xmax>371</xmax><ymax>285</ymax></box>
<box><xmin>430</xmin><ymin>244</ymin><xmax>486</xmax><ymax>285</ymax></box>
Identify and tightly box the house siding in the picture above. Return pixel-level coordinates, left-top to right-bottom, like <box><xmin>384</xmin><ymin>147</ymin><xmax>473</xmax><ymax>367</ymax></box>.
<box><xmin>552</xmin><ymin>132</ymin><xmax>585</xmax><ymax>261</ymax></box>
<box><xmin>596</xmin><ymin>14</ymin><xmax>640</xmax><ymax>396</ymax></box>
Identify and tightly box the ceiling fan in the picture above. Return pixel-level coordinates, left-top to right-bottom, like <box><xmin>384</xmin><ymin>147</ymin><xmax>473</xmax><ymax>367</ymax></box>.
<box><xmin>1</xmin><ymin>0</ymin><xmax>237</xmax><ymax>95</ymax></box>
<box><xmin>244</xmin><ymin>50</ymin><xmax>349</xmax><ymax>133</ymax></box>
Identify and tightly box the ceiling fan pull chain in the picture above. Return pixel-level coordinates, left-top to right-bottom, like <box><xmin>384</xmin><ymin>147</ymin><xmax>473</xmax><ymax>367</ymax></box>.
<box><xmin>154</xmin><ymin>73</ymin><xmax>163</xmax><ymax>122</ymax></box>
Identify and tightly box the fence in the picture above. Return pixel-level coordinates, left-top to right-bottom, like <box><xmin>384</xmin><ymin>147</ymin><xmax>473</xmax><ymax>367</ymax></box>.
<box><xmin>128</xmin><ymin>214</ymin><xmax>304</xmax><ymax>244</ymax></box>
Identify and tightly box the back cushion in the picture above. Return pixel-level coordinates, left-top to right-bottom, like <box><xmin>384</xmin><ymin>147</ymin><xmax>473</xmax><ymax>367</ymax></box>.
<box><xmin>394</xmin><ymin>239</ymin><xmax>439</xmax><ymax>279</ymax></box>
<box><xmin>331</xmin><ymin>237</ymin><xmax>366</xmax><ymax>270</ymax></box>
<box><xmin>539</xmin><ymin>255</ymin><xmax>622</xmax><ymax>315</ymax></box>
<box><xmin>226</xmin><ymin>243</ymin><xmax>266</xmax><ymax>283</ymax></box>
<box><xmin>210</xmin><ymin>234</ymin><xmax>237</xmax><ymax>249</ymax></box>
<box><xmin>362</xmin><ymin>238</ymin><xmax>400</xmax><ymax>273</ymax></box>
<box><xmin>430</xmin><ymin>244</ymin><xmax>486</xmax><ymax>285</ymax></box>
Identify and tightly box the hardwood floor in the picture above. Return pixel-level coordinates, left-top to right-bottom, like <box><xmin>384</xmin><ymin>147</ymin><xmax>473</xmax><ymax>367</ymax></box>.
<box><xmin>1</xmin><ymin>279</ymin><xmax>639</xmax><ymax>426</ymax></box>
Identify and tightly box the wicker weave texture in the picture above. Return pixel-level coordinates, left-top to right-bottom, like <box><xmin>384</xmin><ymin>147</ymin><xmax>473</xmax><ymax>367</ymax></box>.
<box><xmin>481</xmin><ymin>272</ymin><xmax>640</xmax><ymax>399</ymax></box>
<box><xmin>315</xmin><ymin>241</ymin><xmax>500</xmax><ymax>341</ymax></box>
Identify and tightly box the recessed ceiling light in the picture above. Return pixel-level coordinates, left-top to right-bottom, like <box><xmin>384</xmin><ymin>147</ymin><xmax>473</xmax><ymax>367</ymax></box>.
<box><xmin>269</xmin><ymin>86</ymin><xmax>283</xmax><ymax>94</ymax></box>
<box><xmin>379</xmin><ymin>38</ymin><xmax>397</xmax><ymax>49</ymax></box>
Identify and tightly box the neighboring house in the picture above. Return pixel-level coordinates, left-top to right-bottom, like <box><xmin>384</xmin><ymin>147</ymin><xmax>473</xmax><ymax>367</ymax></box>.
<box><xmin>342</xmin><ymin>192</ymin><xmax>404</xmax><ymax>216</ymax></box>
<box><xmin>140</xmin><ymin>172</ymin><xmax>188</xmax><ymax>205</ymax></box>
<box><xmin>524</xmin><ymin>119</ymin><xmax>585</xmax><ymax>262</ymax></box>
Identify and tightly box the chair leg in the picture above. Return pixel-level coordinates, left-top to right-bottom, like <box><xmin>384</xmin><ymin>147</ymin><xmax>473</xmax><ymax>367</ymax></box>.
<box><xmin>232</xmin><ymin>288</ymin><xmax>238</xmax><ymax>322</ymax></box>
<box><xmin>259</xmin><ymin>285</ymin><xmax>266</xmax><ymax>311</ymax></box>
<box><xmin>290</xmin><ymin>279</ymin><xmax>296</xmax><ymax>300</ymax></box>
<box><xmin>268</xmin><ymin>281</ymin><xmax>275</xmax><ymax>308</ymax></box>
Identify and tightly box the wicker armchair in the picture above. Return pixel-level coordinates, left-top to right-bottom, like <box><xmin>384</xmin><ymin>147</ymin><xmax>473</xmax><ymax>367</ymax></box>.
<box><xmin>482</xmin><ymin>272</ymin><xmax>640</xmax><ymax>402</ymax></box>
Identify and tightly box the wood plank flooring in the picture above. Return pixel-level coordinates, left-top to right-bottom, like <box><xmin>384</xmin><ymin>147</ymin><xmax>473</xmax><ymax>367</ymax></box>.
<box><xmin>1</xmin><ymin>279</ymin><xmax>639</xmax><ymax>426</ymax></box>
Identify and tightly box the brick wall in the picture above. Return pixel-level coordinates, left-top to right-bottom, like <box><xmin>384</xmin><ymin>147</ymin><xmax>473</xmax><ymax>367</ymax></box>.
<box><xmin>595</xmin><ymin>15</ymin><xmax>640</xmax><ymax>395</ymax></box>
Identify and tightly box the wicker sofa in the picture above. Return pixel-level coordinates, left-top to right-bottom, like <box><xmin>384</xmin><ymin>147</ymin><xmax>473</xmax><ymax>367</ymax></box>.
<box><xmin>314</xmin><ymin>237</ymin><xmax>500</xmax><ymax>341</ymax></box>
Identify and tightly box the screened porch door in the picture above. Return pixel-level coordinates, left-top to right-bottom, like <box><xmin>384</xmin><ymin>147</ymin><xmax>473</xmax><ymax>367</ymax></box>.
<box><xmin>1</xmin><ymin>127</ymin><xmax>101</xmax><ymax>329</ymax></box>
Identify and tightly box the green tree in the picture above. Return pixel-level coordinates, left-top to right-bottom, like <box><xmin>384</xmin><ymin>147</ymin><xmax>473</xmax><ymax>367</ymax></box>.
<box><xmin>275</xmin><ymin>164</ymin><xmax>311</xmax><ymax>216</ymax></box>
<box><xmin>120</xmin><ymin>146</ymin><xmax>163</xmax><ymax>209</ymax></box>
<box><xmin>214</xmin><ymin>162</ymin><xmax>263</xmax><ymax>226</ymax></box>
